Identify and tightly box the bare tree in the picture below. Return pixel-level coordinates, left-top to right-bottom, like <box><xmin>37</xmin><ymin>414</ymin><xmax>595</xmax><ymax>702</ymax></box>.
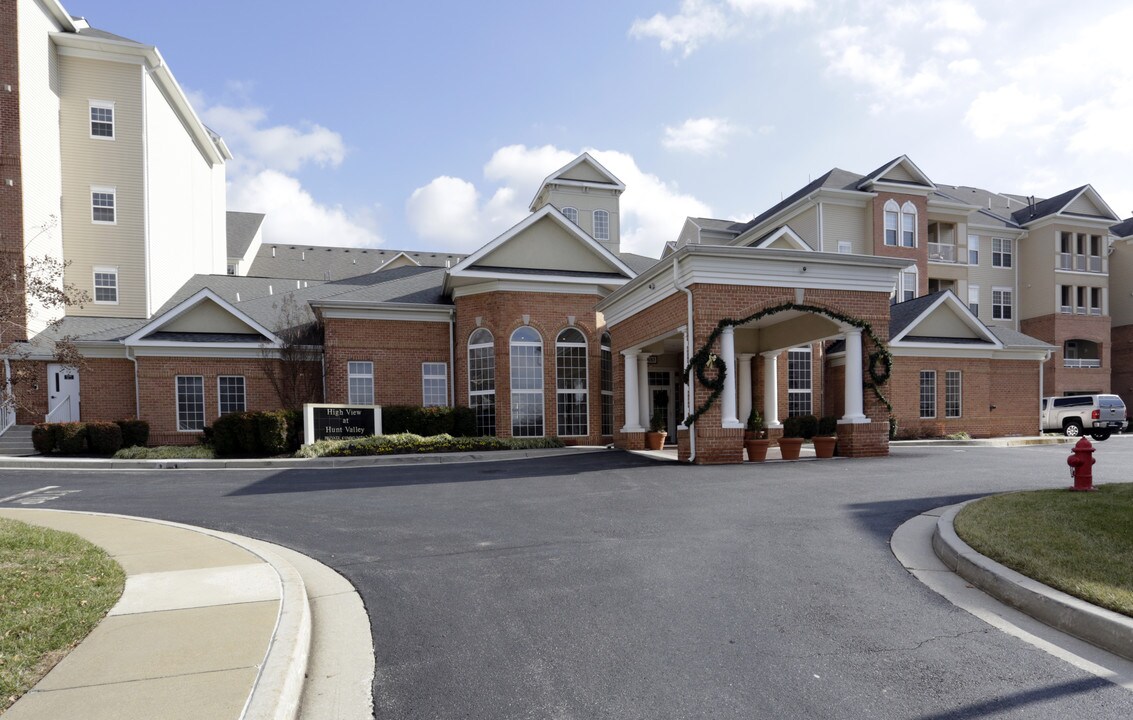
<box><xmin>259</xmin><ymin>293</ymin><xmax>323</xmax><ymax>410</ymax></box>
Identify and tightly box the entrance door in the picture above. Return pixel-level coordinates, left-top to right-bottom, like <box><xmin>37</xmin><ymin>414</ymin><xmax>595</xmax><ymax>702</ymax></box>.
<box><xmin>648</xmin><ymin>371</ymin><xmax>677</xmax><ymax>444</ymax></box>
<box><xmin>46</xmin><ymin>364</ymin><xmax>80</xmax><ymax>422</ymax></box>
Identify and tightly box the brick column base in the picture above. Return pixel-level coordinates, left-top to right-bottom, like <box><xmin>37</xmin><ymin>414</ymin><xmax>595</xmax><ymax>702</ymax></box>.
<box><xmin>617</xmin><ymin>431</ymin><xmax>646</xmax><ymax>451</ymax></box>
<box><xmin>836</xmin><ymin>421</ymin><xmax>889</xmax><ymax>458</ymax></box>
<box><xmin>677</xmin><ymin>428</ymin><xmax>690</xmax><ymax>462</ymax></box>
<box><xmin>691</xmin><ymin>426</ymin><xmax>744</xmax><ymax>464</ymax></box>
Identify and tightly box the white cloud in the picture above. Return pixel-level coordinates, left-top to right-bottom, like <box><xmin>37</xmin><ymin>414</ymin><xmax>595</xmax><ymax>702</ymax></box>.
<box><xmin>406</xmin><ymin>145</ymin><xmax>712</xmax><ymax>258</ymax></box>
<box><xmin>662</xmin><ymin>117</ymin><xmax>740</xmax><ymax>154</ymax></box>
<box><xmin>926</xmin><ymin>1</ymin><xmax>985</xmax><ymax>34</ymax></box>
<box><xmin>964</xmin><ymin>84</ymin><xmax>1063</xmax><ymax>140</ymax></box>
<box><xmin>947</xmin><ymin>58</ymin><xmax>981</xmax><ymax>76</ymax></box>
<box><xmin>629</xmin><ymin>0</ymin><xmax>811</xmax><ymax>56</ymax></box>
<box><xmin>193</xmin><ymin>96</ymin><xmax>381</xmax><ymax>248</ymax></box>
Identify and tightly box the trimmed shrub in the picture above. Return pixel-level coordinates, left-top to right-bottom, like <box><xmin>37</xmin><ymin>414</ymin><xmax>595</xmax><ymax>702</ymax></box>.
<box><xmin>113</xmin><ymin>445</ymin><xmax>216</xmax><ymax>460</ymax></box>
<box><xmin>57</xmin><ymin>422</ymin><xmax>88</xmax><ymax>455</ymax></box>
<box><xmin>87</xmin><ymin>422</ymin><xmax>123</xmax><ymax>455</ymax></box>
<box><xmin>211</xmin><ymin>410</ymin><xmax>303</xmax><ymax>457</ymax></box>
<box><xmin>256</xmin><ymin>410</ymin><xmax>295</xmax><ymax>456</ymax></box>
<box><xmin>297</xmin><ymin>433</ymin><xmax>564</xmax><ymax>458</ymax></box>
<box><xmin>115</xmin><ymin>419</ymin><xmax>150</xmax><ymax>448</ymax></box>
<box><xmin>818</xmin><ymin>416</ymin><xmax>838</xmax><ymax>436</ymax></box>
<box><xmin>782</xmin><ymin>416</ymin><xmax>802</xmax><ymax>439</ymax></box>
<box><xmin>797</xmin><ymin>414</ymin><xmax>819</xmax><ymax>440</ymax></box>
<box><xmin>31</xmin><ymin>424</ymin><xmax>60</xmax><ymax>455</ymax></box>
<box><xmin>381</xmin><ymin>405</ymin><xmax>478</xmax><ymax>438</ymax></box>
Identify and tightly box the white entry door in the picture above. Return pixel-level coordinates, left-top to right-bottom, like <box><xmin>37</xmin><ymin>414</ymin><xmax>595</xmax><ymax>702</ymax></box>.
<box><xmin>46</xmin><ymin>364</ymin><xmax>80</xmax><ymax>422</ymax></box>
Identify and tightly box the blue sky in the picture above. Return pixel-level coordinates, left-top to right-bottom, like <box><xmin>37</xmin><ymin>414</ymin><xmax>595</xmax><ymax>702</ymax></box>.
<box><xmin>81</xmin><ymin>0</ymin><xmax>1133</xmax><ymax>257</ymax></box>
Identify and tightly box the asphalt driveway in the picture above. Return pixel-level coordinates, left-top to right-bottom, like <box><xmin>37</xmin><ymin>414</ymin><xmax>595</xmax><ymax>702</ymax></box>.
<box><xmin>2</xmin><ymin>442</ymin><xmax>1132</xmax><ymax>718</ymax></box>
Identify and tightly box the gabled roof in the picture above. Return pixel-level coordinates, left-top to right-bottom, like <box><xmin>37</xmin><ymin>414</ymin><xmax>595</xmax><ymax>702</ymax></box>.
<box><xmin>889</xmin><ymin>291</ymin><xmax>1000</xmax><ymax>347</ymax></box>
<box><xmin>448</xmin><ymin>204</ymin><xmax>636</xmax><ymax>283</ymax></box>
<box><xmin>226</xmin><ymin>212</ymin><xmax>265</xmax><ymax>258</ymax></box>
<box><xmin>248</xmin><ymin>243</ymin><xmax>465</xmax><ymax>281</ymax></box>
<box><xmin>750</xmin><ymin>226</ymin><xmax>812</xmax><ymax>251</ymax></box>
<box><xmin>528</xmin><ymin>153</ymin><xmax>625</xmax><ymax>211</ymax></box>
<box><xmin>730</xmin><ymin>167</ymin><xmax>866</xmax><ymax>239</ymax></box>
<box><xmin>1010</xmin><ymin>185</ymin><xmax>1118</xmax><ymax>225</ymax></box>
<box><xmin>124</xmin><ymin>289</ymin><xmax>281</xmax><ymax>347</ymax></box>
<box><xmin>855</xmin><ymin>155</ymin><xmax>935</xmax><ymax>191</ymax></box>
<box><xmin>373</xmin><ymin>251</ymin><xmax>420</xmax><ymax>271</ymax></box>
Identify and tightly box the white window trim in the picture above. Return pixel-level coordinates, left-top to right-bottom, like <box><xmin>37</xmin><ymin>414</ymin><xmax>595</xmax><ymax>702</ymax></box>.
<box><xmin>919</xmin><ymin>370</ymin><xmax>936</xmax><ymax>419</ymax></box>
<box><xmin>217</xmin><ymin>375</ymin><xmax>247</xmax><ymax>416</ymax></box>
<box><xmin>837</xmin><ymin>241</ymin><xmax>852</xmax><ymax>254</ymax></box>
<box><xmin>967</xmin><ymin>284</ymin><xmax>980</xmax><ymax>316</ymax></box>
<box><xmin>89</xmin><ymin>100</ymin><xmax>115</xmax><ymax>140</ymax></box>
<box><xmin>992</xmin><ymin>286</ymin><xmax>1013</xmax><ymax>320</ymax></box>
<box><xmin>468</xmin><ymin>330</ymin><xmax>496</xmax><ymax>435</ymax></box>
<box><xmin>510</xmin><ymin>327</ymin><xmax>545</xmax><ymax>438</ymax></box>
<box><xmin>175</xmin><ymin>375</ymin><xmax>205</xmax><ymax>432</ymax></box>
<box><xmin>600</xmin><ymin>333</ymin><xmax>613</xmax><ymax>436</ymax></box>
<box><xmin>347</xmin><ymin>361</ymin><xmax>374</xmax><ymax>406</ymax></box>
<box><xmin>945</xmin><ymin>370</ymin><xmax>962</xmax><ymax>419</ymax></box>
<box><xmin>555</xmin><ymin>329</ymin><xmax>589</xmax><ymax>437</ymax></box>
<box><xmin>967</xmin><ymin>235</ymin><xmax>979</xmax><ymax>266</ymax></box>
<box><xmin>992</xmin><ymin>237</ymin><xmax>1013</xmax><ymax>268</ymax></box>
<box><xmin>92</xmin><ymin>265</ymin><xmax>119</xmax><ymax>305</ymax></box>
<box><xmin>900</xmin><ymin>201</ymin><xmax>917</xmax><ymax>248</ymax></box>
<box><xmin>562</xmin><ymin>206</ymin><xmax>578</xmax><ymax>224</ymax></box>
<box><xmin>91</xmin><ymin>185</ymin><xmax>116</xmax><ymax>225</ymax></box>
<box><xmin>787</xmin><ymin>346</ymin><xmax>813</xmax><ymax>417</ymax></box>
<box><xmin>883</xmin><ymin>200</ymin><xmax>899</xmax><ymax>246</ymax></box>
<box><xmin>422</xmin><ymin>362</ymin><xmax>448</xmax><ymax>407</ymax></box>
<box><xmin>593</xmin><ymin>209</ymin><xmax>610</xmax><ymax>241</ymax></box>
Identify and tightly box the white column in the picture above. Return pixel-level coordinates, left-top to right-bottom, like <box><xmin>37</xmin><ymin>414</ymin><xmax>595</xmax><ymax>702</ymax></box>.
<box><xmin>762</xmin><ymin>350</ymin><xmax>782</xmax><ymax>428</ymax></box>
<box><xmin>738</xmin><ymin>354</ymin><xmax>755</xmax><ymax>426</ymax></box>
<box><xmin>719</xmin><ymin>327</ymin><xmax>741</xmax><ymax>427</ymax></box>
<box><xmin>841</xmin><ymin>328</ymin><xmax>868</xmax><ymax>423</ymax></box>
<box><xmin>638</xmin><ymin>353</ymin><xmax>652</xmax><ymax>430</ymax></box>
<box><xmin>622</xmin><ymin>351</ymin><xmax>642</xmax><ymax>432</ymax></box>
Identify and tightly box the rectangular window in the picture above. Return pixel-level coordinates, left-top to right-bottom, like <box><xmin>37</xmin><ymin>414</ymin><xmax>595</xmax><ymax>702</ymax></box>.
<box><xmin>992</xmin><ymin>287</ymin><xmax>1013</xmax><ymax>320</ymax></box>
<box><xmin>218</xmin><ymin>376</ymin><xmax>246</xmax><ymax>416</ymax></box>
<box><xmin>1088</xmin><ymin>235</ymin><xmax>1103</xmax><ymax>272</ymax></box>
<box><xmin>226</xmin><ymin>263</ymin><xmax>237</xmax><ymax>276</ymax></box>
<box><xmin>468</xmin><ymin>340</ymin><xmax>496</xmax><ymax>436</ymax></box>
<box><xmin>1059</xmin><ymin>232</ymin><xmax>1074</xmax><ymax>270</ymax></box>
<box><xmin>945</xmin><ymin>370</ymin><xmax>961</xmax><ymax>418</ymax></box>
<box><xmin>90</xmin><ymin>101</ymin><xmax>114</xmax><ymax>139</ymax></box>
<box><xmin>992</xmin><ymin>237</ymin><xmax>1012</xmax><ymax>268</ymax></box>
<box><xmin>176</xmin><ymin>376</ymin><xmax>205</xmax><ymax>431</ymax></box>
<box><xmin>347</xmin><ymin>361</ymin><xmax>374</xmax><ymax>405</ymax></box>
<box><xmin>1060</xmin><ymin>285</ymin><xmax>1073</xmax><ymax>314</ymax></box>
<box><xmin>837</xmin><ymin>241</ymin><xmax>852</xmax><ymax>254</ymax></box>
<box><xmin>1076</xmin><ymin>286</ymin><xmax>1087</xmax><ymax>314</ymax></box>
<box><xmin>901</xmin><ymin>212</ymin><xmax>916</xmax><ymax>247</ymax></box>
<box><xmin>1090</xmin><ymin>287</ymin><xmax>1102</xmax><ymax>316</ymax></box>
<box><xmin>91</xmin><ymin>187</ymin><xmax>116</xmax><ymax>224</ymax></box>
<box><xmin>787</xmin><ymin>347</ymin><xmax>812</xmax><ymax>417</ymax></box>
<box><xmin>968</xmin><ymin>285</ymin><xmax>979</xmax><ymax>316</ymax></box>
<box><xmin>968</xmin><ymin>235</ymin><xmax>979</xmax><ymax>265</ymax></box>
<box><xmin>919</xmin><ymin>371</ymin><xmax>936</xmax><ymax>419</ymax></box>
<box><xmin>593</xmin><ymin>210</ymin><xmax>610</xmax><ymax>241</ymax></box>
<box><xmin>422</xmin><ymin>362</ymin><xmax>448</xmax><ymax>407</ymax></box>
<box><xmin>884</xmin><ymin>210</ymin><xmax>898</xmax><ymax>245</ymax></box>
<box><xmin>600</xmin><ymin>340</ymin><xmax>613</xmax><ymax>436</ymax></box>
<box><xmin>93</xmin><ymin>266</ymin><xmax>118</xmax><ymax>304</ymax></box>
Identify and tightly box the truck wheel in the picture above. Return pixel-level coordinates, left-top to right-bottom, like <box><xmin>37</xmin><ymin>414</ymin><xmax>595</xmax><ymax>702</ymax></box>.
<box><xmin>1063</xmin><ymin>421</ymin><xmax>1082</xmax><ymax>437</ymax></box>
<box><xmin>1090</xmin><ymin>430</ymin><xmax>1111</xmax><ymax>441</ymax></box>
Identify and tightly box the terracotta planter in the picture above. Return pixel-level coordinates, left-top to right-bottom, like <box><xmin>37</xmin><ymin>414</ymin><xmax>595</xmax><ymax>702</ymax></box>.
<box><xmin>745</xmin><ymin>438</ymin><xmax>771</xmax><ymax>462</ymax></box>
<box><xmin>644</xmin><ymin>431</ymin><xmax>667</xmax><ymax>450</ymax></box>
<box><xmin>777</xmin><ymin>437</ymin><xmax>804</xmax><ymax>460</ymax></box>
<box><xmin>813</xmin><ymin>435</ymin><xmax>837</xmax><ymax>459</ymax></box>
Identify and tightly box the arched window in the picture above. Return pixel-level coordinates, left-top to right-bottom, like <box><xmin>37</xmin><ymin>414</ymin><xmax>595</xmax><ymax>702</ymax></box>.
<box><xmin>593</xmin><ymin>209</ymin><xmax>610</xmax><ymax>241</ymax></box>
<box><xmin>510</xmin><ymin>326</ymin><xmax>544</xmax><ymax>437</ymax></box>
<box><xmin>600</xmin><ymin>332</ymin><xmax>613</xmax><ymax>436</ymax></box>
<box><xmin>562</xmin><ymin>206</ymin><xmax>578</xmax><ymax>224</ymax></box>
<box><xmin>556</xmin><ymin>328</ymin><xmax>588</xmax><ymax>437</ymax></box>
<box><xmin>901</xmin><ymin>201</ymin><xmax>917</xmax><ymax>247</ymax></box>
<box><xmin>468</xmin><ymin>328</ymin><xmax>495</xmax><ymax>436</ymax></box>
<box><xmin>883</xmin><ymin>200</ymin><xmax>899</xmax><ymax>246</ymax></box>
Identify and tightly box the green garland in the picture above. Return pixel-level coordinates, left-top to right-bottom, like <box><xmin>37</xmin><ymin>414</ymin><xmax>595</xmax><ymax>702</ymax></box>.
<box><xmin>681</xmin><ymin>302</ymin><xmax>893</xmax><ymax>426</ymax></box>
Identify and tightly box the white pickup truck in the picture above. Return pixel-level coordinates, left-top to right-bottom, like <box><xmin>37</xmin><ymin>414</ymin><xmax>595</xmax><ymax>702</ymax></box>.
<box><xmin>1041</xmin><ymin>394</ymin><xmax>1126</xmax><ymax>440</ymax></box>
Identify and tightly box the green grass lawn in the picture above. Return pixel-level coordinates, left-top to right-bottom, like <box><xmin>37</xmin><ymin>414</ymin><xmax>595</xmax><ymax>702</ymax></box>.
<box><xmin>0</xmin><ymin>518</ymin><xmax>125</xmax><ymax>711</ymax></box>
<box><xmin>954</xmin><ymin>483</ymin><xmax>1133</xmax><ymax>618</ymax></box>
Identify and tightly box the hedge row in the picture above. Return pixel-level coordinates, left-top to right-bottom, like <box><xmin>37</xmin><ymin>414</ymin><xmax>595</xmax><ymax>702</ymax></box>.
<box><xmin>381</xmin><ymin>406</ymin><xmax>477</xmax><ymax>437</ymax></box>
<box><xmin>297</xmin><ymin>433</ymin><xmax>564</xmax><ymax>458</ymax></box>
<box><xmin>207</xmin><ymin>410</ymin><xmax>302</xmax><ymax>457</ymax></box>
<box><xmin>32</xmin><ymin>420</ymin><xmax>149</xmax><ymax>456</ymax></box>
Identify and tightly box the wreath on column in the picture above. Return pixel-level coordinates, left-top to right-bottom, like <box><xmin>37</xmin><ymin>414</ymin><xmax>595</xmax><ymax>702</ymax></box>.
<box><xmin>681</xmin><ymin>302</ymin><xmax>893</xmax><ymax>426</ymax></box>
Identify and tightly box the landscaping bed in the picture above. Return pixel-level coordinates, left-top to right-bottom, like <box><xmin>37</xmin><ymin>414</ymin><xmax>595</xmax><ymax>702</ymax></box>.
<box><xmin>954</xmin><ymin>483</ymin><xmax>1133</xmax><ymax>617</ymax></box>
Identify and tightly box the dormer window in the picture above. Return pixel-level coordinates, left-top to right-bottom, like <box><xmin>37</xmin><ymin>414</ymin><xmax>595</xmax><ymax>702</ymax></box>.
<box><xmin>562</xmin><ymin>207</ymin><xmax>578</xmax><ymax>224</ymax></box>
<box><xmin>883</xmin><ymin>200</ymin><xmax>917</xmax><ymax>247</ymax></box>
<box><xmin>593</xmin><ymin>210</ymin><xmax>610</xmax><ymax>241</ymax></box>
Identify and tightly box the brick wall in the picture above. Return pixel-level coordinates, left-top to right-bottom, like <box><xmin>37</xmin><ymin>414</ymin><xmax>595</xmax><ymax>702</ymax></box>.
<box><xmin>870</xmin><ymin>191</ymin><xmax>929</xmax><ymax>296</ymax></box>
<box><xmin>324</xmin><ymin>317</ymin><xmax>451</xmax><ymax>408</ymax></box>
<box><xmin>0</xmin><ymin>1</ymin><xmax>27</xmax><ymax>340</ymax></box>
<box><xmin>889</xmin><ymin>356</ymin><xmax>1039</xmax><ymax>438</ymax></box>
<box><xmin>1022</xmin><ymin>313</ymin><xmax>1110</xmax><ymax>396</ymax></box>
<box><xmin>1111</xmin><ymin>323</ymin><xmax>1133</xmax><ymax>409</ymax></box>
<box><xmin>454</xmin><ymin>291</ymin><xmax>608</xmax><ymax>444</ymax></box>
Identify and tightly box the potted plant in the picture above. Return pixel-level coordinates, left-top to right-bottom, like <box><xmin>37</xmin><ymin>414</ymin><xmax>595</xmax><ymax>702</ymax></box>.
<box><xmin>813</xmin><ymin>416</ymin><xmax>838</xmax><ymax>459</ymax></box>
<box><xmin>645</xmin><ymin>408</ymin><xmax>667</xmax><ymax>450</ymax></box>
<box><xmin>778</xmin><ymin>416</ymin><xmax>805</xmax><ymax>460</ymax></box>
<box><xmin>744</xmin><ymin>409</ymin><xmax>770</xmax><ymax>462</ymax></box>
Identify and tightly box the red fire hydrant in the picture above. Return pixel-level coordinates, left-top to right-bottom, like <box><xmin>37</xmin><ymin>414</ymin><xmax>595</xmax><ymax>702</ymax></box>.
<box><xmin>1067</xmin><ymin>436</ymin><xmax>1097</xmax><ymax>492</ymax></box>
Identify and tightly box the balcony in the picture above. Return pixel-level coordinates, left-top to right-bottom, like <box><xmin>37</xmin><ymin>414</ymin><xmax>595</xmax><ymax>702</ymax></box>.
<box><xmin>1064</xmin><ymin>358</ymin><xmax>1102</xmax><ymax>369</ymax></box>
<box><xmin>927</xmin><ymin>242</ymin><xmax>957</xmax><ymax>263</ymax></box>
<box><xmin>1057</xmin><ymin>252</ymin><xmax>1104</xmax><ymax>272</ymax></box>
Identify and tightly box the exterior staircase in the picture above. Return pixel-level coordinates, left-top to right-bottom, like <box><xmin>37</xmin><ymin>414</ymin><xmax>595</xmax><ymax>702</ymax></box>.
<box><xmin>0</xmin><ymin>425</ymin><xmax>37</xmax><ymax>456</ymax></box>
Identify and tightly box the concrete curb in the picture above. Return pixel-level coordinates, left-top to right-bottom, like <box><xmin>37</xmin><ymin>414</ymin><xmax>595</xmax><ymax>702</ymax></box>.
<box><xmin>893</xmin><ymin>436</ymin><xmax>1077</xmax><ymax>447</ymax></box>
<box><xmin>0</xmin><ymin>445</ymin><xmax>610</xmax><ymax>470</ymax></box>
<box><xmin>932</xmin><ymin>502</ymin><xmax>1133</xmax><ymax>663</ymax></box>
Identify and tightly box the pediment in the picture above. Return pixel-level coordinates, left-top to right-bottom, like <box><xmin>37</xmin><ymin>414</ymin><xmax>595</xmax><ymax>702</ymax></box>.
<box><xmin>859</xmin><ymin>155</ymin><xmax>935</xmax><ymax>190</ymax></box>
<box><xmin>752</xmin><ymin>226</ymin><xmax>812</xmax><ymax>251</ymax></box>
<box><xmin>892</xmin><ymin>292</ymin><xmax>1000</xmax><ymax>346</ymax></box>
<box><xmin>1063</xmin><ymin>187</ymin><xmax>1117</xmax><ymax>220</ymax></box>
<box><xmin>125</xmin><ymin>289</ymin><xmax>278</xmax><ymax>346</ymax></box>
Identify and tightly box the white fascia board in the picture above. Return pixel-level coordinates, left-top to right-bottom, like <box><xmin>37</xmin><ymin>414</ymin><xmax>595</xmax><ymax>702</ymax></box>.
<box><xmin>52</xmin><ymin>34</ymin><xmax>228</xmax><ymax>165</ymax></box>
<box><xmin>1061</xmin><ymin>185</ymin><xmax>1120</xmax><ymax>222</ymax></box>
<box><xmin>1023</xmin><ymin>214</ymin><xmax>1116</xmax><ymax>231</ymax></box>
<box><xmin>863</xmin><ymin>182</ymin><xmax>934</xmax><ymax>196</ymax></box>
<box><xmin>130</xmin><ymin>345</ymin><xmax>274</xmax><ymax>359</ymax></box>
<box><xmin>313</xmin><ymin>302</ymin><xmax>453</xmax><ymax>323</ymax></box>
<box><xmin>860</xmin><ymin>156</ymin><xmax>936</xmax><ymax>190</ymax></box>
<box><xmin>124</xmin><ymin>288</ymin><xmax>280</xmax><ymax>346</ymax></box>
<box><xmin>372</xmin><ymin>251</ymin><xmax>420</xmax><ymax>270</ymax></box>
<box><xmin>891</xmin><ymin>293</ymin><xmax>1001</xmax><ymax>346</ymax></box>
<box><xmin>451</xmin><ymin>269</ymin><xmax>629</xmax><ymax>286</ymax></box>
<box><xmin>451</xmin><ymin>280</ymin><xmax>609</xmax><ymax>299</ymax></box>
<box><xmin>527</xmin><ymin>153</ymin><xmax>626</xmax><ymax>210</ymax></box>
<box><xmin>753</xmin><ymin>226</ymin><xmax>812</xmax><ymax>251</ymax></box>
<box><xmin>43</xmin><ymin>1</ymin><xmax>78</xmax><ymax>30</ymax></box>
<box><xmin>968</xmin><ymin>221</ymin><xmax>1024</xmax><ymax>235</ymax></box>
<box><xmin>927</xmin><ymin>197</ymin><xmax>980</xmax><ymax>213</ymax></box>
<box><xmin>890</xmin><ymin>345</ymin><xmax>1050</xmax><ymax>361</ymax></box>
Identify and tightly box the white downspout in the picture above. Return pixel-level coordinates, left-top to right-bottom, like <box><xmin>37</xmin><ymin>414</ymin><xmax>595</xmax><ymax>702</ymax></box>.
<box><xmin>448</xmin><ymin>309</ymin><xmax>456</xmax><ymax>407</ymax></box>
<box><xmin>127</xmin><ymin>346</ymin><xmax>140</xmax><ymax>418</ymax></box>
<box><xmin>675</xmin><ymin>258</ymin><xmax>695</xmax><ymax>462</ymax></box>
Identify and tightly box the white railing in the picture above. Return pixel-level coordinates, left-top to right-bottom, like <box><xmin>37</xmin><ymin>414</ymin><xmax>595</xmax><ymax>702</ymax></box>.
<box><xmin>1064</xmin><ymin>358</ymin><xmax>1101</xmax><ymax>368</ymax></box>
<box><xmin>1059</xmin><ymin>305</ymin><xmax>1073</xmax><ymax>314</ymax></box>
<box><xmin>45</xmin><ymin>395</ymin><xmax>71</xmax><ymax>423</ymax></box>
<box><xmin>927</xmin><ymin>242</ymin><xmax>957</xmax><ymax>263</ymax></box>
<box><xmin>1089</xmin><ymin>256</ymin><xmax>1103</xmax><ymax>272</ymax></box>
<box><xmin>0</xmin><ymin>401</ymin><xmax>13</xmax><ymax>435</ymax></box>
<box><xmin>1089</xmin><ymin>307</ymin><xmax>1102</xmax><ymax>316</ymax></box>
<box><xmin>1058</xmin><ymin>253</ymin><xmax>1072</xmax><ymax>270</ymax></box>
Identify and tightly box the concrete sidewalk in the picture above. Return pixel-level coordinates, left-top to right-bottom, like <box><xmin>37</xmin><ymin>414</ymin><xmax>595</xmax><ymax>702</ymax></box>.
<box><xmin>0</xmin><ymin>509</ymin><xmax>374</xmax><ymax>720</ymax></box>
